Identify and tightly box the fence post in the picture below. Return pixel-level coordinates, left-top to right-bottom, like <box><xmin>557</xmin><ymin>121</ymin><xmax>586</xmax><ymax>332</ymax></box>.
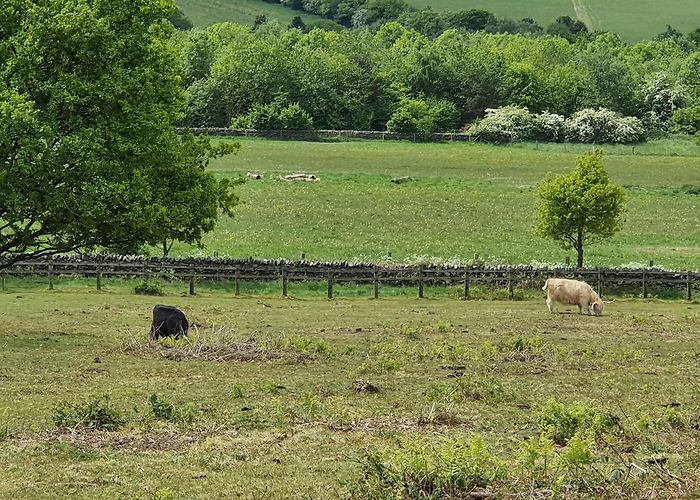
<box><xmin>327</xmin><ymin>273</ymin><xmax>334</xmax><ymax>299</ymax></box>
<box><xmin>189</xmin><ymin>264</ymin><xmax>195</xmax><ymax>296</ymax></box>
<box><xmin>373</xmin><ymin>265</ymin><xmax>379</xmax><ymax>300</ymax></box>
<box><xmin>687</xmin><ymin>271</ymin><xmax>693</xmax><ymax>301</ymax></box>
<box><xmin>48</xmin><ymin>263</ymin><xmax>54</xmax><ymax>290</ymax></box>
<box><xmin>508</xmin><ymin>269</ymin><xmax>514</xmax><ymax>300</ymax></box>
<box><xmin>96</xmin><ymin>265</ymin><xmax>102</xmax><ymax>291</ymax></box>
<box><xmin>282</xmin><ymin>267</ymin><xmax>288</xmax><ymax>297</ymax></box>
<box><xmin>234</xmin><ymin>269</ymin><xmax>240</xmax><ymax>296</ymax></box>
<box><xmin>418</xmin><ymin>265</ymin><xmax>424</xmax><ymax>298</ymax></box>
<box><xmin>597</xmin><ymin>268</ymin><xmax>602</xmax><ymax>296</ymax></box>
<box><xmin>642</xmin><ymin>269</ymin><xmax>647</xmax><ymax>299</ymax></box>
<box><xmin>463</xmin><ymin>268</ymin><xmax>470</xmax><ymax>299</ymax></box>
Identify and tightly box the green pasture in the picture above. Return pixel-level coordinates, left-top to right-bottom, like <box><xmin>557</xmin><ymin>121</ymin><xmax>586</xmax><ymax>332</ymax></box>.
<box><xmin>167</xmin><ymin>136</ymin><xmax>700</xmax><ymax>270</ymax></box>
<box><xmin>1</xmin><ymin>284</ymin><xmax>699</xmax><ymax>497</ymax></box>
<box><xmin>404</xmin><ymin>0</ymin><xmax>700</xmax><ymax>41</ymax></box>
<box><xmin>177</xmin><ymin>0</ymin><xmax>700</xmax><ymax>41</ymax></box>
<box><xmin>176</xmin><ymin>0</ymin><xmax>324</xmax><ymax>28</ymax></box>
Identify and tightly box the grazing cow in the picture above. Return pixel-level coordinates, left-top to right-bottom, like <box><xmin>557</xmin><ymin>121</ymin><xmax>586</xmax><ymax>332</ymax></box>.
<box><xmin>281</xmin><ymin>173</ymin><xmax>319</xmax><ymax>182</ymax></box>
<box><xmin>542</xmin><ymin>278</ymin><xmax>605</xmax><ymax>316</ymax></box>
<box><xmin>150</xmin><ymin>305</ymin><xmax>189</xmax><ymax>340</ymax></box>
<box><xmin>391</xmin><ymin>176</ymin><xmax>412</xmax><ymax>184</ymax></box>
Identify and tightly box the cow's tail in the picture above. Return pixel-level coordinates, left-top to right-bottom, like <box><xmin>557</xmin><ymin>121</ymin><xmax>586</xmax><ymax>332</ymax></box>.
<box><xmin>542</xmin><ymin>279</ymin><xmax>550</xmax><ymax>291</ymax></box>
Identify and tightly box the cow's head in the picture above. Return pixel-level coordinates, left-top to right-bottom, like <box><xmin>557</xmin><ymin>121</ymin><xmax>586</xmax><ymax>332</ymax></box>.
<box><xmin>592</xmin><ymin>300</ymin><xmax>604</xmax><ymax>316</ymax></box>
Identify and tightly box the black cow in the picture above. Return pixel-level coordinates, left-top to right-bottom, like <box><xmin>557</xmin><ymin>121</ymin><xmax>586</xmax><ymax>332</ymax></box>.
<box><xmin>150</xmin><ymin>305</ymin><xmax>189</xmax><ymax>340</ymax></box>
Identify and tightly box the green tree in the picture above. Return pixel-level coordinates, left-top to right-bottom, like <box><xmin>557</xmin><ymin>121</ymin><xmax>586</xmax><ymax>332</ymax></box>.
<box><xmin>0</xmin><ymin>0</ymin><xmax>240</xmax><ymax>267</ymax></box>
<box><xmin>533</xmin><ymin>150</ymin><xmax>625</xmax><ymax>268</ymax></box>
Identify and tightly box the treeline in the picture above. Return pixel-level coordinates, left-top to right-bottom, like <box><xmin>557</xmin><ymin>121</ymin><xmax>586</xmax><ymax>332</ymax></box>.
<box><xmin>260</xmin><ymin>0</ymin><xmax>587</xmax><ymax>39</ymax></box>
<box><xmin>173</xmin><ymin>21</ymin><xmax>700</xmax><ymax>141</ymax></box>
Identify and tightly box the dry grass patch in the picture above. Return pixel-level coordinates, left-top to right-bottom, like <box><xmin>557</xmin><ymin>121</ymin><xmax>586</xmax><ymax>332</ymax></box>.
<box><xmin>119</xmin><ymin>326</ymin><xmax>314</xmax><ymax>363</ymax></box>
<box><xmin>29</xmin><ymin>429</ymin><xmax>208</xmax><ymax>452</ymax></box>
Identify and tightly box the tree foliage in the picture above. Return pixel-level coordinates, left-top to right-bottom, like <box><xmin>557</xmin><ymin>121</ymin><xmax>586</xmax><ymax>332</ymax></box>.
<box><xmin>533</xmin><ymin>151</ymin><xmax>625</xmax><ymax>268</ymax></box>
<box><xmin>179</xmin><ymin>22</ymin><xmax>700</xmax><ymax>133</ymax></box>
<box><xmin>0</xmin><ymin>0</ymin><xmax>240</xmax><ymax>266</ymax></box>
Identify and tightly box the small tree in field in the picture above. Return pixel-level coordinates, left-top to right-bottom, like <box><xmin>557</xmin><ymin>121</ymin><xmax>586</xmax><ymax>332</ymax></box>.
<box><xmin>533</xmin><ymin>150</ymin><xmax>625</xmax><ymax>268</ymax></box>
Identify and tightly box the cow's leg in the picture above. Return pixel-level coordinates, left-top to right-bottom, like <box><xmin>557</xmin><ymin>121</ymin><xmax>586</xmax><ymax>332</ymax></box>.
<box><xmin>547</xmin><ymin>298</ymin><xmax>555</xmax><ymax>313</ymax></box>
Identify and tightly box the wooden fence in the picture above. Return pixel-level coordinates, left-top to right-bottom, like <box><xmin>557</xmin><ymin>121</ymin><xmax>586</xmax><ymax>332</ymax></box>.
<box><xmin>1</xmin><ymin>257</ymin><xmax>698</xmax><ymax>300</ymax></box>
<box><xmin>181</xmin><ymin>127</ymin><xmax>475</xmax><ymax>143</ymax></box>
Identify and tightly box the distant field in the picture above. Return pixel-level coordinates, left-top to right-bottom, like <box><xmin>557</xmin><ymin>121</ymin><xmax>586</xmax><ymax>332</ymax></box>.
<box><xmin>169</xmin><ymin>137</ymin><xmax>700</xmax><ymax>270</ymax></box>
<box><xmin>176</xmin><ymin>0</ymin><xmax>324</xmax><ymax>28</ymax></box>
<box><xmin>1</xmin><ymin>286</ymin><xmax>699</xmax><ymax>497</ymax></box>
<box><xmin>404</xmin><ymin>0</ymin><xmax>700</xmax><ymax>41</ymax></box>
<box><xmin>176</xmin><ymin>0</ymin><xmax>700</xmax><ymax>41</ymax></box>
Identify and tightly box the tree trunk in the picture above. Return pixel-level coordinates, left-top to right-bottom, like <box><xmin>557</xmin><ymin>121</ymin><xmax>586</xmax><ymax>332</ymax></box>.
<box><xmin>162</xmin><ymin>240</ymin><xmax>172</xmax><ymax>257</ymax></box>
<box><xmin>576</xmin><ymin>228</ymin><xmax>584</xmax><ymax>268</ymax></box>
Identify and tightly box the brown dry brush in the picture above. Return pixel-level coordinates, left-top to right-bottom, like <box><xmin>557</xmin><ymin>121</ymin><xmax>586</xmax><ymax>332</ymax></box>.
<box><xmin>119</xmin><ymin>326</ymin><xmax>314</xmax><ymax>363</ymax></box>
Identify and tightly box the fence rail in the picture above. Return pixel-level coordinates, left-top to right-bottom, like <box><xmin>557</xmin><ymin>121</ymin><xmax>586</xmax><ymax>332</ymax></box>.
<box><xmin>2</xmin><ymin>256</ymin><xmax>698</xmax><ymax>300</ymax></box>
<box><xmin>181</xmin><ymin>127</ymin><xmax>474</xmax><ymax>143</ymax></box>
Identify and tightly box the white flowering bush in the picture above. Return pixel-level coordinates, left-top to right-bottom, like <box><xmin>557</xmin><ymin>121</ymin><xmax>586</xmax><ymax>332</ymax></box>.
<box><xmin>467</xmin><ymin>106</ymin><xmax>534</xmax><ymax>143</ymax></box>
<box><xmin>641</xmin><ymin>72</ymin><xmax>687</xmax><ymax>129</ymax></box>
<box><xmin>468</xmin><ymin>106</ymin><xmax>645</xmax><ymax>144</ymax></box>
<box><xmin>564</xmin><ymin>108</ymin><xmax>645</xmax><ymax>144</ymax></box>
<box><xmin>530</xmin><ymin>111</ymin><xmax>566</xmax><ymax>142</ymax></box>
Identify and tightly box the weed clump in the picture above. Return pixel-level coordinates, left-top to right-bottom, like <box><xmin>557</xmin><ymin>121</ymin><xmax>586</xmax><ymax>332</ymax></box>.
<box><xmin>428</xmin><ymin>376</ymin><xmax>512</xmax><ymax>404</ymax></box>
<box><xmin>134</xmin><ymin>280</ymin><xmax>165</xmax><ymax>296</ymax></box>
<box><xmin>537</xmin><ymin>400</ymin><xmax>620</xmax><ymax>445</ymax></box>
<box><xmin>52</xmin><ymin>394</ymin><xmax>126</xmax><ymax>431</ymax></box>
<box><xmin>353</xmin><ymin>436</ymin><xmax>505</xmax><ymax>498</ymax></box>
<box><xmin>146</xmin><ymin>393</ymin><xmax>199</xmax><ymax>425</ymax></box>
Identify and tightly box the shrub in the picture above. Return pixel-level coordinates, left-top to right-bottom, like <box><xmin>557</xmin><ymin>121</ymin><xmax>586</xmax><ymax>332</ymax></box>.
<box><xmin>277</xmin><ymin>102</ymin><xmax>314</xmax><ymax>130</ymax></box>
<box><xmin>469</xmin><ymin>106</ymin><xmax>645</xmax><ymax>144</ymax></box>
<box><xmin>641</xmin><ymin>72</ymin><xmax>687</xmax><ymax>129</ymax></box>
<box><xmin>146</xmin><ymin>394</ymin><xmax>199</xmax><ymax>425</ymax></box>
<box><xmin>564</xmin><ymin>108</ymin><xmax>645</xmax><ymax>143</ymax></box>
<box><xmin>670</xmin><ymin>103</ymin><xmax>700</xmax><ymax>134</ymax></box>
<box><xmin>134</xmin><ymin>280</ymin><xmax>164</xmax><ymax>296</ymax></box>
<box><xmin>530</xmin><ymin>111</ymin><xmax>566</xmax><ymax>142</ymax></box>
<box><xmin>353</xmin><ymin>436</ymin><xmax>506</xmax><ymax>498</ymax></box>
<box><xmin>52</xmin><ymin>394</ymin><xmax>126</xmax><ymax>431</ymax></box>
<box><xmin>536</xmin><ymin>400</ymin><xmax>619</xmax><ymax>445</ymax></box>
<box><xmin>386</xmin><ymin>97</ymin><xmax>459</xmax><ymax>135</ymax></box>
<box><xmin>467</xmin><ymin>105</ymin><xmax>534</xmax><ymax>143</ymax></box>
<box><xmin>232</xmin><ymin>99</ymin><xmax>314</xmax><ymax>130</ymax></box>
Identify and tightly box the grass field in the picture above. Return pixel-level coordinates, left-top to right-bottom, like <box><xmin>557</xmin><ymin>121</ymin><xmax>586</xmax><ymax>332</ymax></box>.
<box><xmin>1</xmin><ymin>283</ymin><xmax>699</xmax><ymax>498</ymax></box>
<box><xmin>176</xmin><ymin>0</ymin><xmax>324</xmax><ymax>29</ymax></box>
<box><xmin>403</xmin><ymin>0</ymin><xmax>700</xmax><ymax>41</ymax></box>
<box><xmin>176</xmin><ymin>0</ymin><xmax>700</xmax><ymax>41</ymax></box>
<box><xmin>167</xmin><ymin>136</ymin><xmax>700</xmax><ymax>270</ymax></box>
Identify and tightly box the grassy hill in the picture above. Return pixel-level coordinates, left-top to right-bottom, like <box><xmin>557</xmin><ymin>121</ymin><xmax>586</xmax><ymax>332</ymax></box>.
<box><xmin>177</xmin><ymin>0</ymin><xmax>700</xmax><ymax>41</ymax></box>
<box><xmin>175</xmin><ymin>0</ymin><xmax>324</xmax><ymax>29</ymax></box>
<box><xmin>403</xmin><ymin>0</ymin><xmax>699</xmax><ymax>41</ymax></box>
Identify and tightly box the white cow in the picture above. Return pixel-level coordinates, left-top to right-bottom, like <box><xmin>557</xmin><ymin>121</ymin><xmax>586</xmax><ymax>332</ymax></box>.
<box><xmin>542</xmin><ymin>278</ymin><xmax>605</xmax><ymax>315</ymax></box>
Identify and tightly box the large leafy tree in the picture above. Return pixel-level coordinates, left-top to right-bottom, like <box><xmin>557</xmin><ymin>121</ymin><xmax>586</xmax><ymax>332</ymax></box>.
<box><xmin>533</xmin><ymin>150</ymin><xmax>625</xmax><ymax>268</ymax></box>
<box><xmin>0</xmin><ymin>0</ymin><xmax>239</xmax><ymax>268</ymax></box>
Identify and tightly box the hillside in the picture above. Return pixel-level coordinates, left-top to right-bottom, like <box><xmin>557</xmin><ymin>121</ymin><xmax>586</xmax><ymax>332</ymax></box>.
<box><xmin>403</xmin><ymin>0</ymin><xmax>699</xmax><ymax>41</ymax></box>
<box><xmin>176</xmin><ymin>0</ymin><xmax>324</xmax><ymax>28</ymax></box>
<box><xmin>177</xmin><ymin>0</ymin><xmax>700</xmax><ymax>41</ymax></box>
